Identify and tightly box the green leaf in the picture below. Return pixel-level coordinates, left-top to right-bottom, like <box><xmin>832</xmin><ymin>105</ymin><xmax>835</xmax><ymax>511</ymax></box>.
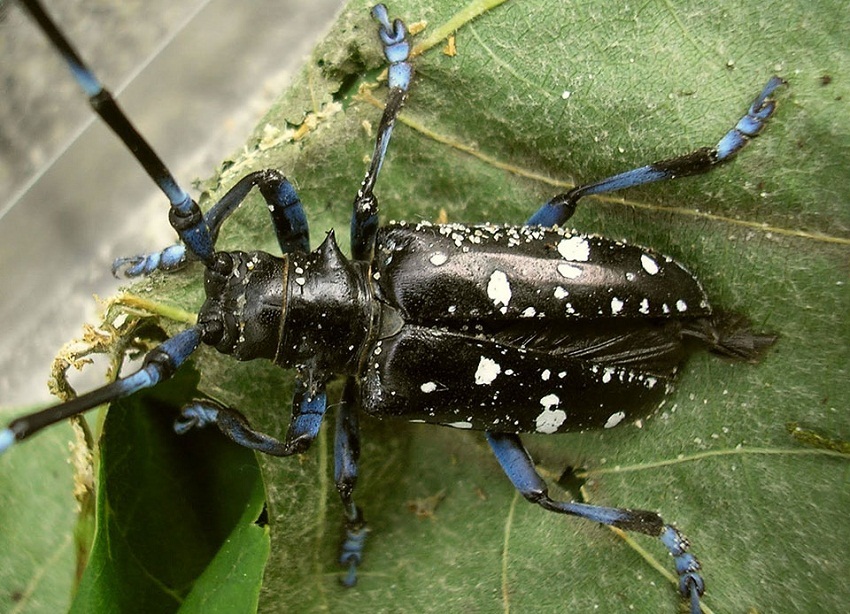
<box><xmin>0</xmin><ymin>408</ymin><xmax>76</xmax><ymax>613</ymax></box>
<box><xmin>69</xmin><ymin>369</ymin><xmax>267</xmax><ymax>614</ymax></box>
<box><xmin>4</xmin><ymin>0</ymin><xmax>849</xmax><ymax>613</ymax></box>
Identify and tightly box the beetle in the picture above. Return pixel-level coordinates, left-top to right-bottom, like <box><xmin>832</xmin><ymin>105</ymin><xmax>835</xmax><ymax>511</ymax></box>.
<box><xmin>1</xmin><ymin>2</ymin><xmax>784</xmax><ymax>612</ymax></box>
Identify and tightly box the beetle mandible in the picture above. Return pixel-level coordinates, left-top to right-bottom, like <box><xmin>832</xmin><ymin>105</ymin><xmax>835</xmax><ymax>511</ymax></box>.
<box><xmin>2</xmin><ymin>2</ymin><xmax>784</xmax><ymax>612</ymax></box>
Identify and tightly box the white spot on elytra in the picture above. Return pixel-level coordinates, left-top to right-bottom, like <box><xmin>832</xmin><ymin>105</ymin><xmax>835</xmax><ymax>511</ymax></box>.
<box><xmin>554</xmin><ymin>286</ymin><xmax>569</xmax><ymax>299</ymax></box>
<box><xmin>487</xmin><ymin>270</ymin><xmax>512</xmax><ymax>309</ymax></box>
<box><xmin>604</xmin><ymin>411</ymin><xmax>626</xmax><ymax>429</ymax></box>
<box><xmin>540</xmin><ymin>393</ymin><xmax>560</xmax><ymax>409</ymax></box>
<box><xmin>557</xmin><ymin>263</ymin><xmax>583</xmax><ymax>279</ymax></box>
<box><xmin>541</xmin><ymin>369</ymin><xmax>551</xmax><ymax>381</ymax></box>
<box><xmin>420</xmin><ymin>382</ymin><xmax>437</xmax><ymax>393</ymax></box>
<box><xmin>611</xmin><ymin>297</ymin><xmax>624</xmax><ymax>314</ymax></box>
<box><xmin>676</xmin><ymin>299</ymin><xmax>688</xmax><ymax>312</ymax></box>
<box><xmin>474</xmin><ymin>356</ymin><xmax>501</xmax><ymax>385</ymax></box>
<box><xmin>557</xmin><ymin>236</ymin><xmax>590</xmax><ymax>261</ymax></box>
<box><xmin>521</xmin><ymin>306</ymin><xmax>536</xmax><ymax>317</ymax></box>
<box><xmin>641</xmin><ymin>254</ymin><xmax>659</xmax><ymax>275</ymax></box>
<box><xmin>536</xmin><ymin>394</ymin><xmax>566</xmax><ymax>433</ymax></box>
<box><xmin>639</xmin><ymin>298</ymin><xmax>650</xmax><ymax>314</ymax></box>
<box><xmin>447</xmin><ymin>421</ymin><xmax>473</xmax><ymax>429</ymax></box>
<box><xmin>429</xmin><ymin>252</ymin><xmax>448</xmax><ymax>266</ymax></box>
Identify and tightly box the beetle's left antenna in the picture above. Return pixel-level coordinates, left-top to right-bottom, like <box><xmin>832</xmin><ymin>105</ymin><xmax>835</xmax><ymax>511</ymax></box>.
<box><xmin>17</xmin><ymin>0</ymin><xmax>216</xmax><ymax>266</ymax></box>
<box><xmin>0</xmin><ymin>327</ymin><xmax>203</xmax><ymax>454</ymax></box>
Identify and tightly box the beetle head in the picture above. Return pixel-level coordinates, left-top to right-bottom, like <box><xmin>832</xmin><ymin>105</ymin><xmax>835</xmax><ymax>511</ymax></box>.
<box><xmin>198</xmin><ymin>250</ymin><xmax>285</xmax><ymax>361</ymax></box>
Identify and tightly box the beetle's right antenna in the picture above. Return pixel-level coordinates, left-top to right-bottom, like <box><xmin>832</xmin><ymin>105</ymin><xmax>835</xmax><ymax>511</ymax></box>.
<box><xmin>17</xmin><ymin>0</ymin><xmax>216</xmax><ymax>266</ymax></box>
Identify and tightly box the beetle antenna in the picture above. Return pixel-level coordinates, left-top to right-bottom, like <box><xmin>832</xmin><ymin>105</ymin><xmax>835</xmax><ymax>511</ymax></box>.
<box><xmin>0</xmin><ymin>327</ymin><xmax>202</xmax><ymax>453</ymax></box>
<box><xmin>17</xmin><ymin>0</ymin><xmax>216</xmax><ymax>266</ymax></box>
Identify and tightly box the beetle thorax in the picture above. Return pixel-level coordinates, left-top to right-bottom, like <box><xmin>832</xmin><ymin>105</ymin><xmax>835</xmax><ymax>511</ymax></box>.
<box><xmin>276</xmin><ymin>232</ymin><xmax>373</xmax><ymax>376</ymax></box>
<box><xmin>197</xmin><ymin>233</ymin><xmax>373</xmax><ymax>376</ymax></box>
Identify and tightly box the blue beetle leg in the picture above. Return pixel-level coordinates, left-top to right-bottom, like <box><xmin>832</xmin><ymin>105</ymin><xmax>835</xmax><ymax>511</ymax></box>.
<box><xmin>351</xmin><ymin>4</ymin><xmax>413</xmax><ymax>260</ymax></box>
<box><xmin>113</xmin><ymin>169</ymin><xmax>309</xmax><ymax>277</ymax></box>
<box><xmin>18</xmin><ymin>0</ymin><xmax>216</xmax><ymax>266</ymax></box>
<box><xmin>175</xmin><ymin>381</ymin><xmax>327</xmax><ymax>457</ymax></box>
<box><xmin>203</xmin><ymin>169</ymin><xmax>310</xmax><ymax>255</ymax></box>
<box><xmin>661</xmin><ymin>525</ymin><xmax>706</xmax><ymax>613</ymax></box>
<box><xmin>112</xmin><ymin>243</ymin><xmax>188</xmax><ymax>278</ymax></box>
<box><xmin>526</xmin><ymin>76</ymin><xmax>785</xmax><ymax>227</ymax></box>
<box><xmin>0</xmin><ymin>327</ymin><xmax>202</xmax><ymax>453</ymax></box>
<box><xmin>486</xmin><ymin>432</ymin><xmax>705</xmax><ymax>614</ymax></box>
<box><xmin>335</xmin><ymin>378</ymin><xmax>367</xmax><ymax>586</ymax></box>
<box><xmin>524</xmin><ymin>192</ymin><xmax>580</xmax><ymax>228</ymax></box>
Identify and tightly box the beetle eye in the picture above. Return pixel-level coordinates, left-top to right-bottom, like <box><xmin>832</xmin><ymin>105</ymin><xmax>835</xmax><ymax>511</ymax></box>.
<box><xmin>199</xmin><ymin>314</ymin><xmax>224</xmax><ymax>346</ymax></box>
<box><xmin>212</xmin><ymin>252</ymin><xmax>233</xmax><ymax>276</ymax></box>
<box><xmin>204</xmin><ymin>252</ymin><xmax>233</xmax><ymax>296</ymax></box>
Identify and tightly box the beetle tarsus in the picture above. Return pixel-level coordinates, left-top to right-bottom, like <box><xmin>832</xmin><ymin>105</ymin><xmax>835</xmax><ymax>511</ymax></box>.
<box><xmin>339</xmin><ymin>511</ymin><xmax>368</xmax><ymax>587</ymax></box>
<box><xmin>661</xmin><ymin>525</ymin><xmax>705</xmax><ymax>614</ymax></box>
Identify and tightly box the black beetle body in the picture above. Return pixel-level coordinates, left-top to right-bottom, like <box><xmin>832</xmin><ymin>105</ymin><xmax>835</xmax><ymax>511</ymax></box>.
<box><xmin>203</xmin><ymin>220</ymin><xmax>752</xmax><ymax>435</ymax></box>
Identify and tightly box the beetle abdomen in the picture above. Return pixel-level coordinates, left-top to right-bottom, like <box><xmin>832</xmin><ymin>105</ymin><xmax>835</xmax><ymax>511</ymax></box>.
<box><xmin>359</xmin><ymin>325</ymin><xmax>671</xmax><ymax>433</ymax></box>
<box><xmin>364</xmin><ymin>222</ymin><xmax>734</xmax><ymax>432</ymax></box>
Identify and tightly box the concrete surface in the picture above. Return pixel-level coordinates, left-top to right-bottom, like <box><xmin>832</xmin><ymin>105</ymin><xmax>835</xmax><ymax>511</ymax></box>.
<box><xmin>0</xmin><ymin>0</ymin><xmax>344</xmax><ymax>405</ymax></box>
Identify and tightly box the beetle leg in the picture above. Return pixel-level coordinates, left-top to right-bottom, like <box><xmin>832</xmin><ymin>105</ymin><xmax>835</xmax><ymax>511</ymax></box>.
<box><xmin>526</xmin><ymin>76</ymin><xmax>785</xmax><ymax>227</ymax></box>
<box><xmin>114</xmin><ymin>169</ymin><xmax>309</xmax><ymax>277</ymax></box>
<box><xmin>335</xmin><ymin>378</ymin><xmax>368</xmax><ymax>586</ymax></box>
<box><xmin>486</xmin><ymin>431</ymin><xmax>705</xmax><ymax>614</ymax></box>
<box><xmin>174</xmin><ymin>381</ymin><xmax>327</xmax><ymax>456</ymax></box>
<box><xmin>351</xmin><ymin>4</ymin><xmax>413</xmax><ymax>260</ymax></box>
<box><xmin>111</xmin><ymin>244</ymin><xmax>190</xmax><ymax>278</ymax></box>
